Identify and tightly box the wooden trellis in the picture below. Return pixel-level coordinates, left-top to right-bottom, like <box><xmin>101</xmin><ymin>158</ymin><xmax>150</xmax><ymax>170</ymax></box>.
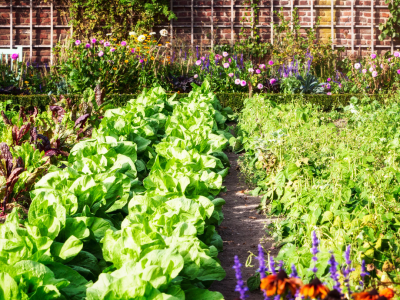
<box><xmin>0</xmin><ymin>1</ymin><xmax>72</xmax><ymax>65</ymax></box>
<box><xmin>155</xmin><ymin>0</ymin><xmax>400</xmax><ymax>53</ymax></box>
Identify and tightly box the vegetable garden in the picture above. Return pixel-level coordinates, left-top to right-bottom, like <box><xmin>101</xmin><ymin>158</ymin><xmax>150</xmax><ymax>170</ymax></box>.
<box><xmin>1</xmin><ymin>6</ymin><xmax>400</xmax><ymax>299</ymax></box>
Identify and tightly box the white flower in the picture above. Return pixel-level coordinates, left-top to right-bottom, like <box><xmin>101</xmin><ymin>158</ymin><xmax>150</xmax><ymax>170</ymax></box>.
<box><xmin>137</xmin><ymin>35</ymin><xmax>146</xmax><ymax>42</ymax></box>
<box><xmin>106</xmin><ymin>33</ymin><xmax>112</xmax><ymax>36</ymax></box>
<box><xmin>149</xmin><ymin>32</ymin><xmax>156</xmax><ymax>35</ymax></box>
<box><xmin>129</xmin><ymin>31</ymin><xmax>137</xmax><ymax>36</ymax></box>
<box><xmin>160</xmin><ymin>29</ymin><xmax>168</xmax><ymax>37</ymax></box>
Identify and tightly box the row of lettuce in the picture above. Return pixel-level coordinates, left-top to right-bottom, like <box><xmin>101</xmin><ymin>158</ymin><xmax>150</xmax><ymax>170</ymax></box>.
<box><xmin>1</xmin><ymin>81</ymin><xmax>235</xmax><ymax>299</ymax></box>
<box><xmin>235</xmin><ymin>94</ymin><xmax>400</xmax><ymax>286</ymax></box>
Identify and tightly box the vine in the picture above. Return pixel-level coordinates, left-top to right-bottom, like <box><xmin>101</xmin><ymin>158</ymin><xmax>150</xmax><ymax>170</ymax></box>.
<box><xmin>378</xmin><ymin>0</ymin><xmax>400</xmax><ymax>42</ymax></box>
<box><xmin>59</xmin><ymin>0</ymin><xmax>176</xmax><ymax>39</ymax></box>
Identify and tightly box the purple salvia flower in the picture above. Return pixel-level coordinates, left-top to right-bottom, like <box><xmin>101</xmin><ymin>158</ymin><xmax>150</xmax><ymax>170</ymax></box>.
<box><xmin>360</xmin><ymin>259</ymin><xmax>369</xmax><ymax>287</ymax></box>
<box><xmin>344</xmin><ymin>245</ymin><xmax>351</xmax><ymax>265</ymax></box>
<box><xmin>233</xmin><ymin>256</ymin><xmax>249</xmax><ymax>299</ymax></box>
<box><xmin>343</xmin><ymin>245</ymin><xmax>355</xmax><ymax>295</ymax></box>
<box><xmin>269</xmin><ymin>256</ymin><xmax>276</xmax><ymax>275</ymax></box>
<box><xmin>258</xmin><ymin>245</ymin><xmax>266</xmax><ymax>279</ymax></box>
<box><xmin>328</xmin><ymin>253</ymin><xmax>341</xmax><ymax>293</ymax></box>
<box><xmin>279</xmin><ymin>260</ymin><xmax>284</xmax><ymax>271</ymax></box>
<box><xmin>196</xmin><ymin>45</ymin><xmax>199</xmax><ymax>59</ymax></box>
<box><xmin>290</xmin><ymin>264</ymin><xmax>298</xmax><ymax>278</ymax></box>
<box><xmin>310</xmin><ymin>231</ymin><xmax>319</xmax><ymax>274</ymax></box>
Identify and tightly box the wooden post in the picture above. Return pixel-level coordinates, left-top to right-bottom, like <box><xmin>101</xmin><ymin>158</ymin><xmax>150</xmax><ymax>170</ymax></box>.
<box><xmin>9</xmin><ymin>0</ymin><xmax>12</xmax><ymax>49</ymax></box>
<box><xmin>231</xmin><ymin>0</ymin><xmax>234</xmax><ymax>45</ymax></box>
<box><xmin>30</xmin><ymin>0</ymin><xmax>32</xmax><ymax>60</ymax></box>
<box><xmin>351</xmin><ymin>0</ymin><xmax>354</xmax><ymax>52</ymax></box>
<box><xmin>371</xmin><ymin>0</ymin><xmax>374</xmax><ymax>52</ymax></box>
<box><xmin>211</xmin><ymin>0</ymin><xmax>214</xmax><ymax>48</ymax></box>
<box><xmin>51</xmin><ymin>2</ymin><xmax>54</xmax><ymax>65</ymax></box>
<box><xmin>191</xmin><ymin>0</ymin><xmax>194</xmax><ymax>45</ymax></box>
<box><xmin>271</xmin><ymin>0</ymin><xmax>274</xmax><ymax>44</ymax></box>
<box><xmin>331</xmin><ymin>0</ymin><xmax>334</xmax><ymax>50</ymax></box>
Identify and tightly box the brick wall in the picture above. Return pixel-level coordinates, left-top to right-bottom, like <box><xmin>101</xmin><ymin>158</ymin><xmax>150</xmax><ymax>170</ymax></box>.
<box><xmin>0</xmin><ymin>0</ymin><xmax>397</xmax><ymax>63</ymax></box>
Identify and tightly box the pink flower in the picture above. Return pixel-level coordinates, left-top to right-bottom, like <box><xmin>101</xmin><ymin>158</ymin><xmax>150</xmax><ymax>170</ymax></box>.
<box><xmin>369</xmin><ymin>67</ymin><xmax>374</xmax><ymax>72</ymax></box>
<box><xmin>259</xmin><ymin>64</ymin><xmax>265</xmax><ymax>69</ymax></box>
<box><xmin>121</xmin><ymin>41</ymin><xmax>127</xmax><ymax>46</ymax></box>
<box><xmin>228</xmin><ymin>58</ymin><xmax>232</xmax><ymax>63</ymax></box>
<box><xmin>85</xmin><ymin>43</ymin><xmax>91</xmax><ymax>48</ymax></box>
<box><xmin>194</xmin><ymin>74</ymin><xmax>198</xmax><ymax>78</ymax></box>
<box><xmin>326</xmin><ymin>83</ymin><xmax>331</xmax><ymax>90</ymax></box>
<box><xmin>268</xmin><ymin>60</ymin><xmax>274</xmax><ymax>65</ymax></box>
<box><xmin>223</xmin><ymin>63</ymin><xmax>230</xmax><ymax>68</ymax></box>
<box><xmin>104</xmin><ymin>41</ymin><xmax>110</xmax><ymax>47</ymax></box>
<box><xmin>372</xmin><ymin>71</ymin><xmax>378</xmax><ymax>77</ymax></box>
<box><xmin>362</xmin><ymin>69</ymin><xmax>367</xmax><ymax>74</ymax></box>
<box><xmin>98</xmin><ymin>51</ymin><xmax>104</xmax><ymax>57</ymax></box>
<box><xmin>139</xmin><ymin>59</ymin><xmax>144</xmax><ymax>63</ymax></box>
<box><xmin>327</xmin><ymin>78</ymin><xmax>331</xmax><ymax>82</ymax></box>
<box><xmin>339</xmin><ymin>83</ymin><xmax>342</xmax><ymax>88</ymax></box>
<box><xmin>327</xmin><ymin>92</ymin><xmax>332</xmax><ymax>95</ymax></box>
<box><xmin>196</xmin><ymin>60</ymin><xmax>201</xmax><ymax>66</ymax></box>
<box><xmin>223</xmin><ymin>52</ymin><xmax>229</xmax><ymax>57</ymax></box>
<box><xmin>91</xmin><ymin>38</ymin><xmax>97</xmax><ymax>43</ymax></box>
<box><xmin>354</xmin><ymin>63</ymin><xmax>361</xmax><ymax>69</ymax></box>
<box><xmin>228</xmin><ymin>73</ymin><xmax>234</xmax><ymax>77</ymax></box>
<box><xmin>201</xmin><ymin>56</ymin><xmax>205</xmax><ymax>61</ymax></box>
<box><xmin>100</xmin><ymin>40</ymin><xmax>104</xmax><ymax>44</ymax></box>
<box><xmin>394</xmin><ymin>51</ymin><xmax>400</xmax><ymax>58</ymax></box>
<box><xmin>257</xmin><ymin>83</ymin><xmax>263</xmax><ymax>89</ymax></box>
<box><xmin>270</xmin><ymin>78</ymin><xmax>277</xmax><ymax>85</ymax></box>
<box><xmin>380</xmin><ymin>64</ymin><xmax>384</xmax><ymax>69</ymax></box>
<box><xmin>11</xmin><ymin>53</ymin><xmax>18</xmax><ymax>60</ymax></box>
<box><xmin>248</xmin><ymin>68</ymin><xmax>254</xmax><ymax>73</ymax></box>
<box><xmin>215</xmin><ymin>54</ymin><xmax>222</xmax><ymax>60</ymax></box>
<box><xmin>240</xmin><ymin>80</ymin><xmax>247</xmax><ymax>86</ymax></box>
<box><xmin>388</xmin><ymin>58</ymin><xmax>392</xmax><ymax>62</ymax></box>
<box><xmin>235</xmin><ymin>79</ymin><xmax>241</xmax><ymax>85</ymax></box>
<box><xmin>75</xmin><ymin>40</ymin><xmax>81</xmax><ymax>46</ymax></box>
<box><xmin>371</xmin><ymin>53</ymin><xmax>377</xmax><ymax>59</ymax></box>
<box><xmin>131</xmin><ymin>49</ymin><xmax>135</xmax><ymax>54</ymax></box>
<box><xmin>110</xmin><ymin>48</ymin><xmax>116</xmax><ymax>52</ymax></box>
<box><xmin>397</xmin><ymin>69</ymin><xmax>400</xmax><ymax>74</ymax></box>
<box><xmin>256</xmin><ymin>69</ymin><xmax>261</xmax><ymax>74</ymax></box>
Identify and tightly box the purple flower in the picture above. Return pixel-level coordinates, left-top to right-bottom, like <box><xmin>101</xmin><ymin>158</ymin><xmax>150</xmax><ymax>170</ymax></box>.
<box><xmin>196</xmin><ymin>60</ymin><xmax>202</xmax><ymax>66</ymax></box>
<box><xmin>228</xmin><ymin>58</ymin><xmax>232</xmax><ymax>63</ymax></box>
<box><xmin>131</xmin><ymin>49</ymin><xmax>135</xmax><ymax>54</ymax></box>
<box><xmin>256</xmin><ymin>69</ymin><xmax>261</xmax><ymax>74</ymax></box>
<box><xmin>85</xmin><ymin>43</ymin><xmax>91</xmax><ymax>48</ymax></box>
<box><xmin>98</xmin><ymin>51</ymin><xmax>104</xmax><ymax>57</ymax></box>
<box><xmin>343</xmin><ymin>245</ymin><xmax>355</xmax><ymax>295</ymax></box>
<box><xmin>371</xmin><ymin>53</ymin><xmax>377</xmax><ymax>59</ymax></box>
<box><xmin>235</xmin><ymin>79</ymin><xmax>241</xmax><ymax>85</ymax></box>
<box><xmin>360</xmin><ymin>260</ymin><xmax>369</xmax><ymax>287</ymax></box>
<box><xmin>224</xmin><ymin>63</ymin><xmax>230</xmax><ymax>68</ymax></box>
<box><xmin>270</xmin><ymin>78</ymin><xmax>277</xmax><ymax>85</ymax></box>
<box><xmin>223</xmin><ymin>51</ymin><xmax>229</xmax><ymax>57</ymax></box>
<box><xmin>104</xmin><ymin>41</ymin><xmax>111</xmax><ymax>47</ymax></box>
<box><xmin>233</xmin><ymin>256</ymin><xmax>249</xmax><ymax>300</ymax></box>
<box><xmin>257</xmin><ymin>245</ymin><xmax>266</xmax><ymax>279</ymax></box>
<box><xmin>310</xmin><ymin>231</ymin><xmax>319</xmax><ymax>274</ymax></box>
<box><xmin>326</xmin><ymin>83</ymin><xmax>331</xmax><ymax>90</ymax></box>
<box><xmin>110</xmin><ymin>48</ymin><xmax>116</xmax><ymax>52</ymax></box>
<box><xmin>215</xmin><ymin>54</ymin><xmax>223</xmax><ymax>60</ymax></box>
<box><xmin>372</xmin><ymin>71</ymin><xmax>378</xmax><ymax>77</ymax></box>
<box><xmin>269</xmin><ymin>256</ymin><xmax>276</xmax><ymax>275</ymax></box>
<box><xmin>228</xmin><ymin>73</ymin><xmax>234</xmax><ymax>77</ymax></box>
<box><xmin>290</xmin><ymin>264</ymin><xmax>298</xmax><ymax>278</ymax></box>
<box><xmin>339</xmin><ymin>83</ymin><xmax>342</xmax><ymax>88</ymax></box>
<box><xmin>240</xmin><ymin>80</ymin><xmax>247</xmax><ymax>87</ymax></box>
<box><xmin>139</xmin><ymin>59</ymin><xmax>144</xmax><ymax>63</ymax></box>
<box><xmin>327</xmin><ymin>78</ymin><xmax>331</xmax><ymax>82</ymax></box>
<box><xmin>11</xmin><ymin>53</ymin><xmax>18</xmax><ymax>60</ymax></box>
<box><xmin>328</xmin><ymin>253</ymin><xmax>341</xmax><ymax>293</ymax></box>
<box><xmin>201</xmin><ymin>56</ymin><xmax>205</xmax><ymax>61</ymax></box>
<box><xmin>91</xmin><ymin>38</ymin><xmax>97</xmax><ymax>44</ymax></box>
<box><xmin>268</xmin><ymin>60</ymin><xmax>274</xmax><ymax>66</ymax></box>
<box><xmin>397</xmin><ymin>69</ymin><xmax>400</xmax><ymax>75</ymax></box>
<box><xmin>121</xmin><ymin>41</ymin><xmax>127</xmax><ymax>46</ymax></box>
<box><xmin>257</xmin><ymin>83</ymin><xmax>263</xmax><ymax>89</ymax></box>
<box><xmin>75</xmin><ymin>40</ymin><xmax>81</xmax><ymax>46</ymax></box>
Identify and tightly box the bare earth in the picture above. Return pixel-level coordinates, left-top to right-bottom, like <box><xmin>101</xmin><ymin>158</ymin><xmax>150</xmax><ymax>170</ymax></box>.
<box><xmin>209</xmin><ymin>150</ymin><xmax>279</xmax><ymax>300</ymax></box>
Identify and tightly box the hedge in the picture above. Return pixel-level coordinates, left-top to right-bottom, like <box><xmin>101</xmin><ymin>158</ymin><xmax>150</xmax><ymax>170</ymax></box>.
<box><xmin>0</xmin><ymin>92</ymin><xmax>394</xmax><ymax>113</ymax></box>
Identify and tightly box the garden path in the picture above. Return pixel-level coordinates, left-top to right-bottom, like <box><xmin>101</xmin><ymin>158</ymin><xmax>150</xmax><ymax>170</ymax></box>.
<box><xmin>209</xmin><ymin>150</ymin><xmax>279</xmax><ymax>299</ymax></box>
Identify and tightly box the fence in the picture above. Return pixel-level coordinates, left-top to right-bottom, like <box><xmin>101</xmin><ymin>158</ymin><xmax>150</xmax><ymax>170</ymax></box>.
<box><xmin>0</xmin><ymin>0</ymin><xmax>398</xmax><ymax>64</ymax></box>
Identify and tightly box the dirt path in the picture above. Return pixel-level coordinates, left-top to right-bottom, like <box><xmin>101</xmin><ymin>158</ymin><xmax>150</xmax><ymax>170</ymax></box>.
<box><xmin>209</xmin><ymin>150</ymin><xmax>278</xmax><ymax>299</ymax></box>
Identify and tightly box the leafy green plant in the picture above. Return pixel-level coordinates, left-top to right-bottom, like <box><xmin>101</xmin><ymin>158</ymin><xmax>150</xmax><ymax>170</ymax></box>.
<box><xmin>294</xmin><ymin>74</ymin><xmax>324</xmax><ymax>94</ymax></box>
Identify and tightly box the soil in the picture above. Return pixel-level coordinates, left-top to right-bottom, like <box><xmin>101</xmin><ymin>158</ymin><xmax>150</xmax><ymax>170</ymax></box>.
<box><xmin>209</xmin><ymin>150</ymin><xmax>279</xmax><ymax>300</ymax></box>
